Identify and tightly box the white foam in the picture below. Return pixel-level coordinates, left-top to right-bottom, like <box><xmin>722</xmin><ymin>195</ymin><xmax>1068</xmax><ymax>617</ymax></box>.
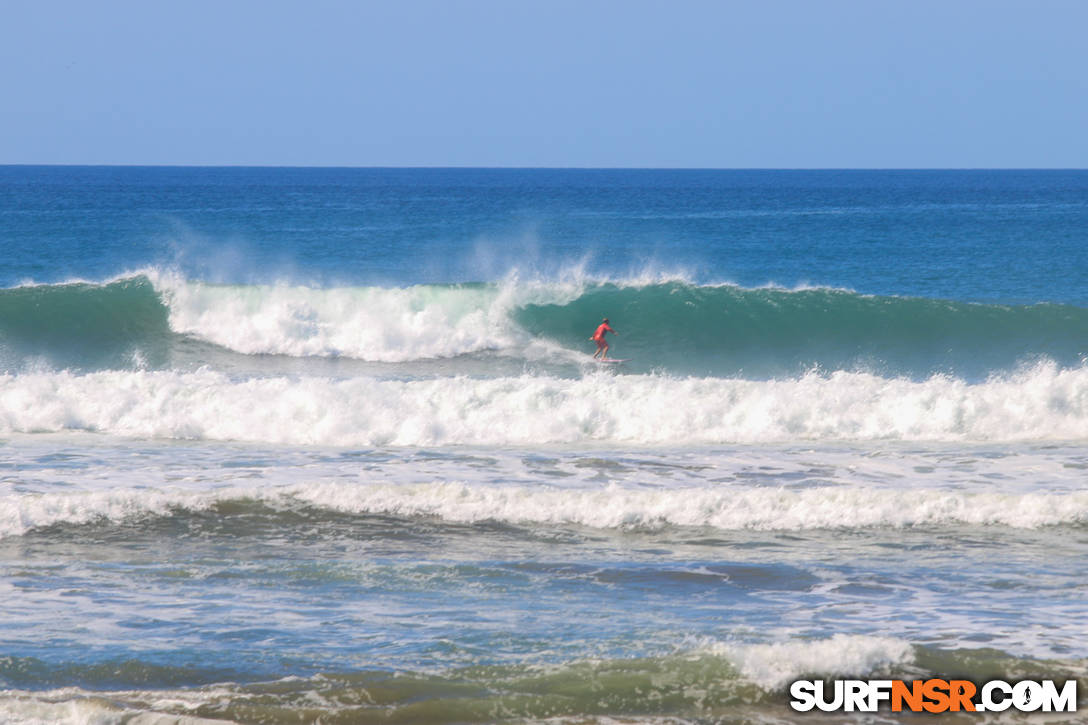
<box><xmin>150</xmin><ymin>271</ymin><xmax>527</xmax><ymax>361</ymax></box>
<box><xmin>4</xmin><ymin>477</ymin><xmax>1087</xmax><ymax>539</ymax></box>
<box><xmin>700</xmin><ymin>634</ymin><xmax>915</xmax><ymax>690</ymax></box>
<box><xmin>3</xmin><ymin>363</ymin><xmax>1088</xmax><ymax>446</ymax></box>
<box><xmin>0</xmin><ymin>694</ymin><xmax>120</xmax><ymax>725</ymax></box>
<box><xmin>285</xmin><ymin>480</ymin><xmax>1088</xmax><ymax>530</ymax></box>
<box><xmin>146</xmin><ymin>265</ymin><xmax>688</xmax><ymax>361</ymax></box>
<box><xmin>0</xmin><ymin>690</ymin><xmax>230</xmax><ymax>725</ymax></box>
<box><xmin>0</xmin><ymin>486</ymin><xmax>216</xmax><ymax>538</ymax></box>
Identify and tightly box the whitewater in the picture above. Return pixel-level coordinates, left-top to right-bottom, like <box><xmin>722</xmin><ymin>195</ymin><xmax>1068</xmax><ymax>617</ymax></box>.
<box><xmin>4</xmin><ymin>363</ymin><xmax>1088</xmax><ymax>445</ymax></box>
<box><xmin>2</xmin><ymin>167</ymin><xmax>1087</xmax><ymax>724</ymax></box>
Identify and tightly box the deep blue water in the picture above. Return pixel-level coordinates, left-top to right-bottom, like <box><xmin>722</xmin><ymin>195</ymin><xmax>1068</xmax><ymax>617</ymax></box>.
<box><xmin>4</xmin><ymin>167</ymin><xmax>1087</xmax><ymax>303</ymax></box>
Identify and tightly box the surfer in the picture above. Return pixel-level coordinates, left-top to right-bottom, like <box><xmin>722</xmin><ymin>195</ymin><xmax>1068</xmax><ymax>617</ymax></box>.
<box><xmin>589</xmin><ymin>317</ymin><xmax>617</xmax><ymax>359</ymax></box>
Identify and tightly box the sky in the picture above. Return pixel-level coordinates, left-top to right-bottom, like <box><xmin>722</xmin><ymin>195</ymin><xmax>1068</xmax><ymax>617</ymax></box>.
<box><xmin>2</xmin><ymin>0</ymin><xmax>1086</xmax><ymax>168</ymax></box>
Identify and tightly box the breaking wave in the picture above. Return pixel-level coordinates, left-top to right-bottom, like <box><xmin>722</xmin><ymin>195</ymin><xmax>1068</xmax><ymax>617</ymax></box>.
<box><xmin>2</xmin><ymin>271</ymin><xmax>1086</xmax><ymax>377</ymax></box>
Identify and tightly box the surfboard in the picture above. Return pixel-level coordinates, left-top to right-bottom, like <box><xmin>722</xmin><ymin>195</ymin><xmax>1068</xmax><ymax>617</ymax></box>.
<box><xmin>594</xmin><ymin>358</ymin><xmax>630</xmax><ymax>364</ymax></box>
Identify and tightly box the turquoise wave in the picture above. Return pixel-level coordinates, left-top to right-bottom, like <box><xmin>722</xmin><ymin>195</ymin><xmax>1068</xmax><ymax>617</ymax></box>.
<box><xmin>0</xmin><ymin>276</ymin><xmax>173</xmax><ymax>371</ymax></box>
<box><xmin>2</xmin><ymin>276</ymin><xmax>1086</xmax><ymax>378</ymax></box>
<box><xmin>516</xmin><ymin>282</ymin><xmax>1088</xmax><ymax>378</ymax></box>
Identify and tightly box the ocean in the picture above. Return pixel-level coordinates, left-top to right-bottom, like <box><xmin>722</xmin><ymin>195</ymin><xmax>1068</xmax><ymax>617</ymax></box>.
<box><xmin>1</xmin><ymin>167</ymin><xmax>1086</xmax><ymax>723</ymax></box>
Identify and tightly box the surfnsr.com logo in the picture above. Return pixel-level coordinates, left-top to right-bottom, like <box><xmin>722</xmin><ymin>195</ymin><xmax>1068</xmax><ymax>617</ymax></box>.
<box><xmin>789</xmin><ymin>679</ymin><xmax>1078</xmax><ymax>713</ymax></box>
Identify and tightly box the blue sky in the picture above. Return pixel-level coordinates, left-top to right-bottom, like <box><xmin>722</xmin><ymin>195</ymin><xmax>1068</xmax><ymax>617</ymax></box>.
<box><xmin>2</xmin><ymin>0</ymin><xmax>1086</xmax><ymax>167</ymax></box>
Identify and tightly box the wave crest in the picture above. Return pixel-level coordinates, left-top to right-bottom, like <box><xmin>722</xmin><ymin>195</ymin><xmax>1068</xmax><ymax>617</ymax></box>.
<box><xmin>3</xmin><ymin>271</ymin><xmax>1087</xmax><ymax>377</ymax></box>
